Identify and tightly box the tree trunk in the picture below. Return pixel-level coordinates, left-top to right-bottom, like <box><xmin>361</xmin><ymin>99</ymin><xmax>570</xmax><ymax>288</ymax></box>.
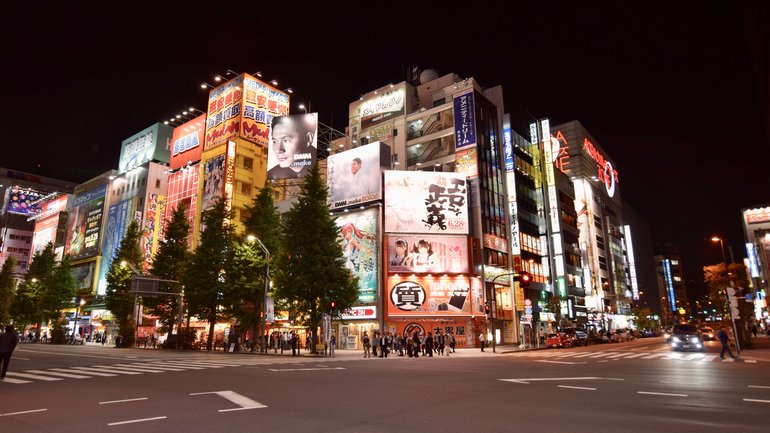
<box><xmin>206</xmin><ymin>310</ymin><xmax>216</xmax><ymax>351</ymax></box>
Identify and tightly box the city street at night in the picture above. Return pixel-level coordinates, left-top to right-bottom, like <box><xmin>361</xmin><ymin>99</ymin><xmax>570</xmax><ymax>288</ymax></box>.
<box><xmin>2</xmin><ymin>338</ymin><xmax>770</xmax><ymax>433</ymax></box>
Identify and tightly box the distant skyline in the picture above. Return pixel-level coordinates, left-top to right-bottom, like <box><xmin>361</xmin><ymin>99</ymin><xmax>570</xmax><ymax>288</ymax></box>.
<box><xmin>2</xmin><ymin>2</ymin><xmax>768</xmax><ymax>297</ymax></box>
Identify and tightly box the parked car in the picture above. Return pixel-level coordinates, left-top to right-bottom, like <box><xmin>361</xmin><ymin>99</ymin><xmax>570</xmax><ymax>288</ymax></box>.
<box><xmin>670</xmin><ymin>324</ymin><xmax>704</xmax><ymax>351</ymax></box>
<box><xmin>546</xmin><ymin>333</ymin><xmax>573</xmax><ymax>348</ymax></box>
<box><xmin>700</xmin><ymin>326</ymin><xmax>716</xmax><ymax>341</ymax></box>
<box><xmin>663</xmin><ymin>327</ymin><xmax>673</xmax><ymax>342</ymax></box>
<box><xmin>562</xmin><ymin>328</ymin><xmax>589</xmax><ymax>346</ymax></box>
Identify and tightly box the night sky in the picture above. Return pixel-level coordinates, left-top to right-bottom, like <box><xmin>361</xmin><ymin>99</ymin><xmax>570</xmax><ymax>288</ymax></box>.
<box><xmin>3</xmin><ymin>2</ymin><xmax>768</xmax><ymax>298</ymax></box>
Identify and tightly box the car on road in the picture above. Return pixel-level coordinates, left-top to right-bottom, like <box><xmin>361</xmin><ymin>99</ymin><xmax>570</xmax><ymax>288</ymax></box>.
<box><xmin>700</xmin><ymin>326</ymin><xmax>716</xmax><ymax>341</ymax></box>
<box><xmin>546</xmin><ymin>333</ymin><xmax>573</xmax><ymax>348</ymax></box>
<box><xmin>670</xmin><ymin>324</ymin><xmax>704</xmax><ymax>351</ymax></box>
<box><xmin>561</xmin><ymin>328</ymin><xmax>589</xmax><ymax>346</ymax></box>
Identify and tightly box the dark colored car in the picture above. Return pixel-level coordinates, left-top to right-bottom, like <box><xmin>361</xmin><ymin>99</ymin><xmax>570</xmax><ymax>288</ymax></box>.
<box><xmin>670</xmin><ymin>324</ymin><xmax>703</xmax><ymax>351</ymax></box>
<box><xmin>562</xmin><ymin>328</ymin><xmax>588</xmax><ymax>346</ymax></box>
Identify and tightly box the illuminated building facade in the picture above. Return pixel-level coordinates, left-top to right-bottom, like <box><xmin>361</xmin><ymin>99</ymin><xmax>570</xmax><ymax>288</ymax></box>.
<box><xmin>741</xmin><ymin>205</ymin><xmax>770</xmax><ymax>320</ymax></box>
<box><xmin>654</xmin><ymin>244</ymin><xmax>689</xmax><ymax>324</ymax></box>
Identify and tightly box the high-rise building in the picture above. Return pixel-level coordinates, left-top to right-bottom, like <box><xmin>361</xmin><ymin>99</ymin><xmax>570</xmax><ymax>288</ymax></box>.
<box><xmin>741</xmin><ymin>205</ymin><xmax>770</xmax><ymax>320</ymax></box>
<box><xmin>654</xmin><ymin>243</ymin><xmax>689</xmax><ymax>324</ymax></box>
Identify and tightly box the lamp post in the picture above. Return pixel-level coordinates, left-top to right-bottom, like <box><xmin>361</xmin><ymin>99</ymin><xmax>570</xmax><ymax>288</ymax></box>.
<box><xmin>247</xmin><ymin>235</ymin><xmax>270</xmax><ymax>353</ymax></box>
<box><xmin>711</xmin><ymin>236</ymin><xmax>741</xmax><ymax>353</ymax></box>
<box><xmin>72</xmin><ymin>298</ymin><xmax>85</xmax><ymax>344</ymax></box>
<box><xmin>489</xmin><ymin>272</ymin><xmax>518</xmax><ymax>354</ymax></box>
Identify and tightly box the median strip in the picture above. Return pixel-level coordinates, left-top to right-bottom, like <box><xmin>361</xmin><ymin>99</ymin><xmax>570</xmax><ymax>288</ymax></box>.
<box><xmin>743</xmin><ymin>398</ymin><xmax>770</xmax><ymax>404</ymax></box>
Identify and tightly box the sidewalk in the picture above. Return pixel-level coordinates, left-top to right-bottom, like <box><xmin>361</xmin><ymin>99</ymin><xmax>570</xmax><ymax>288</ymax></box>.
<box><xmin>737</xmin><ymin>334</ymin><xmax>770</xmax><ymax>362</ymax></box>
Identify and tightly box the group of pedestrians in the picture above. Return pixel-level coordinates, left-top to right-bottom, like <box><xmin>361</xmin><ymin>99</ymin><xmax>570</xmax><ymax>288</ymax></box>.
<box><xmin>361</xmin><ymin>330</ymin><xmax>456</xmax><ymax>358</ymax></box>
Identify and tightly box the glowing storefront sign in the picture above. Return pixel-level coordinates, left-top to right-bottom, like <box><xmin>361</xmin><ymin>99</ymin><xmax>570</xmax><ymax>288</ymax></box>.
<box><xmin>663</xmin><ymin>259</ymin><xmax>676</xmax><ymax>312</ymax></box>
<box><xmin>745</xmin><ymin>207</ymin><xmax>770</xmax><ymax>224</ymax></box>
<box><xmin>583</xmin><ymin>138</ymin><xmax>619</xmax><ymax>198</ymax></box>
<box><xmin>746</xmin><ymin>242</ymin><xmax>760</xmax><ymax>278</ymax></box>
<box><xmin>624</xmin><ymin>225</ymin><xmax>640</xmax><ymax>300</ymax></box>
<box><xmin>360</xmin><ymin>87</ymin><xmax>405</xmax><ymax>129</ymax></box>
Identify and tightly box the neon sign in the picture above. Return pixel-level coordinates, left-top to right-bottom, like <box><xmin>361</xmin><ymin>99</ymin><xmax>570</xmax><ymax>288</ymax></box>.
<box><xmin>583</xmin><ymin>138</ymin><xmax>619</xmax><ymax>197</ymax></box>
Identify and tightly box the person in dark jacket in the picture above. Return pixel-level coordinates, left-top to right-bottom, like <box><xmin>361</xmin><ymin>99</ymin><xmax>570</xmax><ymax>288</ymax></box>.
<box><xmin>718</xmin><ymin>327</ymin><xmax>737</xmax><ymax>359</ymax></box>
<box><xmin>425</xmin><ymin>332</ymin><xmax>434</xmax><ymax>357</ymax></box>
<box><xmin>0</xmin><ymin>326</ymin><xmax>20</xmax><ymax>379</ymax></box>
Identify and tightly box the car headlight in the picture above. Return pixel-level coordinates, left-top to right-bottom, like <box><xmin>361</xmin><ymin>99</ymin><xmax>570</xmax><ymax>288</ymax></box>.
<box><xmin>664</xmin><ymin>333</ymin><xmax>671</xmax><ymax>339</ymax></box>
<box><xmin>690</xmin><ymin>337</ymin><xmax>699</xmax><ymax>342</ymax></box>
<box><xmin>672</xmin><ymin>336</ymin><xmax>682</xmax><ymax>342</ymax></box>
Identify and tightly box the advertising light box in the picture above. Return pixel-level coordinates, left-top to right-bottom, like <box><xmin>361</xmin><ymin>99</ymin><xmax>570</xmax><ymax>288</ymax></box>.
<box><xmin>118</xmin><ymin>123</ymin><xmax>173</xmax><ymax>174</ymax></box>
<box><xmin>66</xmin><ymin>184</ymin><xmax>107</xmax><ymax>260</ymax></box>
<box><xmin>267</xmin><ymin>113</ymin><xmax>318</xmax><ymax>180</ymax></box>
<box><xmin>98</xmin><ymin>197</ymin><xmax>136</xmax><ymax>295</ymax></box>
<box><xmin>328</xmin><ymin>142</ymin><xmax>389</xmax><ymax>209</ymax></box>
<box><xmin>386</xmin><ymin>275</ymin><xmax>482</xmax><ymax>316</ymax></box>
<box><xmin>384</xmin><ymin>171</ymin><xmax>469</xmax><ymax>234</ymax></box>
<box><xmin>4</xmin><ymin>185</ymin><xmax>45</xmax><ymax>216</ymax></box>
<box><xmin>336</xmin><ymin>208</ymin><xmax>379</xmax><ymax>304</ymax></box>
<box><xmin>387</xmin><ymin>235</ymin><xmax>468</xmax><ymax>274</ymax></box>
<box><xmin>170</xmin><ymin>115</ymin><xmax>206</xmax><ymax>169</ymax></box>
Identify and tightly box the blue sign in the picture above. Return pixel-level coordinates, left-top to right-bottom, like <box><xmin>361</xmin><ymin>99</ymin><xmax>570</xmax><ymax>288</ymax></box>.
<box><xmin>97</xmin><ymin>198</ymin><xmax>132</xmax><ymax>295</ymax></box>
<box><xmin>503</xmin><ymin>126</ymin><xmax>513</xmax><ymax>172</ymax></box>
<box><xmin>453</xmin><ymin>91</ymin><xmax>476</xmax><ymax>149</ymax></box>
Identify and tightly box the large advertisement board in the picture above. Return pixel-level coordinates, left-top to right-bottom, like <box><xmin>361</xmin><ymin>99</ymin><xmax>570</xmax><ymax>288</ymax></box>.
<box><xmin>386</xmin><ymin>275</ymin><xmax>481</xmax><ymax>316</ymax></box>
<box><xmin>141</xmin><ymin>194</ymin><xmax>166</xmax><ymax>266</ymax></box>
<box><xmin>70</xmin><ymin>261</ymin><xmax>96</xmax><ymax>292</ymax></box>
<box><xmin>359</xmin><ymin>87</ymin><xmax>405</xmax><ymax>129</ymax></box>
<box><xmin>201</xmin><ymin>153</ymin><xmax>226</xmax><ymax>211</ymax></box>
<box><xmin>387</xmin><ymin>235</ymin><xmax>468</xmax><ymax>274</ymax></box>
<box><xmin>30</xmin><ymin>195</ymin><xmax>68</xmax><ymax>257</ymax></box>
<box><xmin>170</xmin><ymin>115</ymin><xmax>206</xmax><ymax>170</ymax></box>
<box><xmin>118</xmin><ymin>123</ymin><xmax>173</xmax><ymax>174</ymax></box>
<box><xmin>98</xmin><ymin>197</ymin><xmax>135</xmax><ymax>295</ymax></box>
<box><xmin>66</xmin><ymin>185</ymin><xmax>107</xmax><ymax>260</ymax></box>
<box><xmin>267</xmin><ymin>113</ymin><xmax>318</xmax><ymax>180</ymax></box>
<box><xmin>384</xmin><ymin>171</ymin><xmax>469</xmax><ymax>234</ymax></box>
<box><xmin>336</xmin><ymin>208</ymin><xmax>378</xmax><ymax>304</ymax></box>
<box><xmin>453</xmin><ymin>90</ymin><xmax>477</xmax><ymax>150</ymax></box>
<box><xmin>4</xmin><ymin>185</ymin><xmax>45</xmax><ymax>216</ymax></box>
<box><xmin>328</xmin><ymin>142</ymin><xmax>389</xmax><ymax>209</ymax></box>
<box><xmin>205</xmin><ymin>73</ymin><xmax>290</xmax><ymax>150</ymax></box>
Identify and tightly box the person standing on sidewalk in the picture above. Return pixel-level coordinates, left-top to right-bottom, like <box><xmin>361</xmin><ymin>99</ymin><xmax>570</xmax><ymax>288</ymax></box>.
<box><xmin>329</xmin><ymin>334</ymin><xmax>336</xmax><ymax>357</ymax></box>
<box><xmin>0</xmin><ymin>325</ymin><xmax>19</xmax><ymax>380</ymax></box>
<box><xmin>362</xmin><ymin>331</ymin><xmax>371</xmax><ymax>358</ymax></box>
<box><xmin>479</xmin><ymin>332</ymin><xmax>486</xmax><ymax>352</ymax></box>
<box><xmin>718</xmin><ymin>327</ymin><xmax>737</xmax><ymax>359</ymax></box>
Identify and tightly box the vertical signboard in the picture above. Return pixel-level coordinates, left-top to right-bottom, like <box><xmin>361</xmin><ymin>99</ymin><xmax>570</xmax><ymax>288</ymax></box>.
<box><xmin>98</xmin><ymin>197</ymin><xmax>134</xmax><ymax>294</ymax></box>
<box><xmin>201</xmin><ymin>153</ymin><xmax>226</xmax><ymax>212</ymax></box>
<box><xmin>336</xmin><ymin>208</ymin><xmax>379</xmax><ymax>304</ymax></box>
<box><xmin>66</xmin><ymin>185</ymin><xmax>107</xmax><ymax>260</ymax></box>
<box><xmin>453</xmin><ymin>90</ymin><xmax>476</xmax><ymax>150</ymax></box>
<box><xmin>141</xmin><ymin>194</ymin><xmax>166</xmax><ymax>266</ymax></box>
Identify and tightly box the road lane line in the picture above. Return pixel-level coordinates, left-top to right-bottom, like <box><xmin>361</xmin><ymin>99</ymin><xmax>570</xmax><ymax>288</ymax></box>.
<box><xmin>558</xmin><ymin>385</ymin><xmax>597</xmax><ymax>390</ymax></box>
<box><xmin>219</xmin><ymin>407</ymin><xmax>262</xmax><ymax>412</ymax></box>
<box><xmin>83</xmin><ymin>366</ymin><xmax>143</xmax><ymax>375</ymax></box>
<box><xmin>122</xmin><ymin>363</ymin><xmax>188</xmax><ymax>371</ymax></box>
<box><xmin>110</xmin><ymin>364</ymin><xmax>171</xmax><ymax>373</ymax></box>
<box><xmin>51</xmin><ymin>368</ymin><xmax>117</xmax><ymax>377</ymax></box>
<box><xmin>748</xmin><ymin>385</ymin><xmax>770</xmax><ymax>389</ymax></box>
<box><xmin>743</xmin><ymin>398</ymin><xmax>770</xmax><ymax>404</ymax></box>
<box><xmin>108</xmin><ymin>416</ymin><xmax>167</xmax><ymax>426</ymax></box>
<box><xmin>0</xmin><ymin>408</ymin><xmax>47</xmax><ymax>416</ymax></box>
<box><xmin>6</xmin><ymin>372</ymin><xmax>62</xmax><ymax>381</ymax></box>
<box><xmin>0</xmin><ymin>377</ymin><xmax>31</xmax><ymax>384</ymax></box>
<box><xmin>99</xmin><ymin>397</ymin><xmax>148</xmax><ymax>405</ymax></box>
<box><xmin>637</xmin><ymin>391</ymin><xmax>688</xmax><ymax>397</ymax></box>
<box><xmin>267</xmin><ymin>367</ymin><xmax>346</xmax><ymax>372</ymax></box>
<box><xmin>622</xmin><ymin>353</ymin><xmax>648</xmax><ymax>359</ymax></box>
<box><xmin>745</xmin><ymin>360</ymin><xmax>757</xmax><ymax>363</ymax></box>
<box><xmin>535</xmin><ymin>360</ymin><xmax>586</xmax><ymax>365</ymax></box>
<box><xmin>23</xmin><ymin>369</ymin><xmax>91</xmax><ymax>379</ymax></box>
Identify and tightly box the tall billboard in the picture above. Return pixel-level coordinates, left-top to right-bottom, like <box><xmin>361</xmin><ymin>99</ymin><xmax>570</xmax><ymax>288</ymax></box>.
<box><xmin>30</xmin><ymin>194</ymin><xmax>69</xmax><ymax>258</ymax></box>
<box><xmin>66</xmin><ymin>185</ymin><xmax>107</xmax><ymax>260</ymax></box>
<box><xmin>201</xmin><ymin>153</ymin><xmax>226</xmax><ymax>212</ymax></box>
<box><xmin>384</xmin><ymin>171</ymin><xmax>469</xmax><ymax>234</ymax></box>
<box><xmin>118</xmin><ymin>123</ymin><xmax>173</xmax><ymax>174</ymax></box>
<box><xmin>453</xmin><ymin>90</ymin><xmax>477</xmax><ymax>150</ymax></box>
<box><xmin>358</xmin><ymin>86</ymin><xmax>406</xmax><ymax>129</ymax></box>
<box><xmin>336</xmin><ymin>208</ymin><xmax>379</xmax><ymax>305</ymax></box>
<box><xmin>327</xmin><ymin>142</ymin><xmax>389</xmax><ymax>209</ymax></box>
<box><xmin>98</xmin><ymin>197</ymin><xmax>135</xmax><ymax>295</ymax></box>
<box><xmin>170</xmin><ymin>115</ymin><xmax>206</xmax><ymax>169</ymax></box>
<box><xmin>266</xmin><ymin>113</ymin><xmax>318</xmax><ymax>180</ymax></box>
<box><xmin>205</xmin><ymin>73</ymin><xmax>289</xmax><ymax>151</ymax></box>
<box><xmin>387</xmin><ymin>235</ymin><xmax>468</xmax><ymax>274</ymax></box>
<box><xmin>141</xmin><ymin>193</ymin><xmax>166</xmax><ymax>266</ymax></box>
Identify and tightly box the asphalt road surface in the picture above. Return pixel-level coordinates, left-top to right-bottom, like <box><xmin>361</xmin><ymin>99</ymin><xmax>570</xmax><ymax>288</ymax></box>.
<box><xmin>1</xmin><ymin>337</ymin><xmax>768</xmax><ymax>433</ymax></box>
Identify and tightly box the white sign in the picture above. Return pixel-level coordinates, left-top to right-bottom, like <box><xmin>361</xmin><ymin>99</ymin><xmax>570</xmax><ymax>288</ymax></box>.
<box><xmin>384</xmin><ymin>171</ymin><xmax>469</xmax><ymax>234</ymax></box>
<box><xmin>340</xmin><ymin>306</ymin><xmax>377</xmax><ymax>320</ymax></box>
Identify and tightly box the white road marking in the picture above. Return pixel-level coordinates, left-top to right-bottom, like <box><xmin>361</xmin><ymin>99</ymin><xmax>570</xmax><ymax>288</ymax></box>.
<box><xmin>16</xmin><ymin>349</ymin><xmax>136</xmax><ymax>360</ymax></box>
<box><xmin>0</xmin><ymin>408</ymin><xmax>47</xmax><ymax>416</ymax></box>
<box><xmin>52</xmin><ymin>368</ymin><xmax>117</xmax><ymax>377</ymax></box>
<box><xmin>500</xmin><ymin>377</ymin><xmax>624</xmax><ymax>384</ymax></box>
<box><xmin>11</xmin><ymin>356</ymin><xmax>30</xmax><ymax>360</ymax></box>
<box><xmin>0</xmin><ymin>377</ymin><xmax>31</xmax><ymax>383</ymax></box>
<box><xmin>268</xmin><ymin>367</ymin><xmax>346</xmax><ymax>372</ymax></box>
<box><xmin>597</xmin><ymin>360</ymin><xmax>608</xmax><ymax>363</ymax></box>
<box><xmin>121</xmin><ymin>363</ymin><xmax>187</xmax><ymax>371</ymax></box>
<box><xmin>99</xmin><ymin>397</ymin><xmax>148</xmax><ymax>405</ymax></box>
<box><xmin>641</xmin><ymin>353</ymin><xmax>667</xmax><ymax>359</ymax></box>
<box><xmin>745</xmin><ymin>360</ymin><xmax>757</xmax><ymax>363</ymax></box>
<box><xmin>6</xmin><ymin>372</ymin><xmax>62</xmax><ymax>381</ymax></box>
<box><xmin>535</xmin><ymin>360</ymin><xmax>586</xmax><ymax>365</ymax></box>
<box><xmin>748</xmin><ymin>385</ymin><xmax>770</xmax><ymax>389</ymax></box>
<box><xmin>190</xmin><ymin>390</ymin><xmax>267</xmax><ymax>411</ymax></box>
<box><xmin>743</xmin><ymin>398</ymin><xmax>770</xmax><ymax>404</ymax></box>
<box><xmin>23</xmin><ymin>369</ymin><xmax>91</xmax><ymax>379</ymax></box>
<box><xmin>637</xmin><ymin>391</ymin><xmax>688</xmax><ymax>397</ymax></box>
<box><xmin>86</xmin><ymin>366</ymin><xmax>143</xmax><ymax>375</ymax></box>
<box><xmin>108</xmin><ymin>416</ymin><xmax>167</xmax><ymax>426</ymax></box>
<box><xmin>622</xmin><ymin>353</ymin><xmax>648</xmax><ymax>359</ymax></box>
<box><xmin>558</xmin><ymin>385</ymin><xmax>597</xmax><ymax>390</ymax></box>
<box><xmin>109</xmin><ymin>364</ymin><xmax>167</xmax><ymax>373</ymax></box>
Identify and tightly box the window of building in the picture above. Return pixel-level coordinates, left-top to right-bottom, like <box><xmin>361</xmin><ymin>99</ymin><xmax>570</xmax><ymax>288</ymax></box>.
<box><xmin>155</xmin><ymin>179</ymin><xmax>161</xmax><ymax>188</ymax></box>
<box><xmin>243</xmin><ymin>157</ymin><xmax>254</xmax><ymax>170</ymax></box>
<box><xmin>241</xmin><ymin>182</ymin><xmax>252</xmax><ymax>195</ymax></box>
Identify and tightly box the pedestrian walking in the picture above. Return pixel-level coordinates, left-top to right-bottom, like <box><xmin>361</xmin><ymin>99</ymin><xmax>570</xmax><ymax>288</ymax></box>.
<box><xmin>412</xmin><ymin>331</ymin><xmax>421</xmax><ymax>358</ymax></box>
<box><xmin>291</xmin><ymin>332</ymin><xmax>298</xmax><ymax>356</ymax></box>
<box><xmin>371</xmin><ymin>331</ymin><xmax>378</xmax><ymax>357</ymax></box>
<box><xmin>479</xmin><ymin>332</ymin><xmax>486</xmax><ymax>352</ymax></box>
<box><xmin>437</xmin><ymin>331</ymin><xmax>445</xmax><ymax>356</ymax></box>
<box><xmin>362</xmin><ymin>331</ymin><xmax>371</xmax><ymax>358</ymax></box>
<box><xmin>329</xmin><ymin>334</ymin><xmax>336</xmax><ymax>357</ymax></box>
<box><xmin>1</xmin><ymin>326</ymin><xmax>19</xmax><ymax>380</ymax></box>
<box><xmin>447</xmin><ymin>331</ymin><xmax>455</xmax><ymax>353</ymax></box>
<box><xmin>718</xmin><ymin>327</ymin><xmax>737</xmax><ymax>359</ymax></box>
<box><xmin>425</xmin><ymin>332</ymin><xmax>434</xmax><ymax>357</ymax></box>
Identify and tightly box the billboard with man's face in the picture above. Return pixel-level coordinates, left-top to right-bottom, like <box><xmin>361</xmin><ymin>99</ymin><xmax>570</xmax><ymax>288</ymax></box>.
<box><xmin>327</xmin><ymin>142</ymin><xmax>389</xmax><ymax>210</ymax></box>
<box><xmin>266</xmin><ymin>113</ymin><xmax>318</xmax><ymax>180</ymax></box>
<box><xmin>384</xmin><ymin>171</ymin><xmax>469</xmax><ymax>234</ymax></box>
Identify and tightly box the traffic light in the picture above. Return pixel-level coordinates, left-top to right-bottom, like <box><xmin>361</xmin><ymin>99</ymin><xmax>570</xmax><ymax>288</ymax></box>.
<box><xmin>516</xmin><ymin>271</ymin><xmax>532</xmax><ymax>289</ymax></box>
<box><xmin>484</xmin><ymin>300</ymin><xmax>492</xmax><ymax>318</ymax></box>
<box><xmin>330</xmin><ymin>301</ymin><xmax>336</xmax><ymax>309</ymax></box>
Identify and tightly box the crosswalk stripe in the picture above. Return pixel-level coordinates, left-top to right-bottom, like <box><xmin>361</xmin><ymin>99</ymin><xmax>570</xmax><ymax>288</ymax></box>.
<box><xmin>110</xmin><ymin>364</ymin><xmax>171</xmax><ymax>373</ymax></box>
<box><xmin>141</xmin><ymin>363</ymin><xmax>201</xmax><ymax>371</ymax></box>
<box><xmin>642</xmin><ymin>353</ymin><xmax>667</xmax><ymax>359</ymax></box>
<box><xmin>6</xmin><ymin>372</ymin><xmax>62</xmax><ymax>381</ymax></box>
<box><xmin>700</xmin><ymin>355</ymin><xmax>718</xmax><ymax>362</ymax></box>
<box><xmin>1</xmin><ymin>376</ymin><xmax>32</xmax><ymax>384</ymax></box>
<box><xmin>23</xmin><ymin>369</ymin><xmax>91</xmax><ymax>379</ymax></box>
<box><xmin>51</xmin><ymin>368</ymin><xmax>117</xmax><ymax>377</ymax></box>
<box><xmin>622</xmin><ymin>353</ymin><xmax>648</xmax><ymax>359</ymax></box>
<box><xmin>605</xmin><ymin>353</ymin><xmax>630</xmax><ymax>359</ymax></box>
<box><xmin>587</xmin><ymin>352</ymin><xmax>614</xmax><ymax>358</ymax></box>
<box><xmin>165</xmin><ymin>360</ymin><xmax>230</xmax><ymax>368</ymax></box>
<box><xmin>91</xmin><ymin>365</ymin><xmax>144</xmax><ymax>375</ymax></box>
<box><xmin>158</xmin><ymin>362</ymin><xmax>209</xmax><ymax>369</ymax></box>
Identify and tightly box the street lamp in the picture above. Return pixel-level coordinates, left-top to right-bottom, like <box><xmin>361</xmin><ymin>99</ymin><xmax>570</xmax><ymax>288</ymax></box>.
<box><xmin>72</xmin><ymin>298</ymin><xmax>86</xmax><ymax>344</ymax></box>
<box><xmin>489</xmin><ymin>272</ymin><xmax>518</xmax><ymax>353</ymax></box>
<box><xmin>247</xmin><ymin>235</ymin><xmax>270</xmax><ymax>353</ymax></box>
<box><xmin>298</xmin><ymin>104</ymin><xmax>307</xmax><ymax>113</ymax></box>
<box><xmin>711</xmin><ymin>236</ymin><xmax>741</xmax><ymax>353</ymax></box>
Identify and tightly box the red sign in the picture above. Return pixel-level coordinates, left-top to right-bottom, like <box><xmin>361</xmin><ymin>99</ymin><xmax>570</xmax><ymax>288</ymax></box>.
<box><xmin>583</xmin><ymin>138</ymin><xmax>619</xmax><ymax>197</ymax></box>
<box><xmin>170</xmin><ymin>115</ymin><xmax>206</xmax><ymax>170</ymax></box>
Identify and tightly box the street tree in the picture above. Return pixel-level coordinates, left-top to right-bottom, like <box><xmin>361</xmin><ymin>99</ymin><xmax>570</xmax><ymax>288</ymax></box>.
<box><xmin>223</xmin><ymin>236</ymin><xmax>265</xmax><ymax>348</ymax></box>
<box><xmin>236</xmin><ymin>180</ymin><xmax>283</xmax><ymax>345</ymax></box>
<box><xmin>703</xmin><ymin>262</ymin><xmax>752</xmax><ymax>345</ymax></box>
<box><xmin>148</xmin><ymin>202</ymin><xmax>190</xmax><ymax>340</ymax></box>
<box><xmin>0</xmin><ymin>256</ymin><xmax>17</xmax><ymax>326</ymax></box>
<box><xmin>183</xmin><ymin>198</ymin><xmax>234</xmax><ymax>351</ymax></box>
<box><xmin>273</xmin><ymin>164</ymin><xmax>358</xmax><ymax>352</ymax></box>
<box><xmin>105</xmin><ymin>220</ymin><xmax>143</xmax><ymax>348</ymax></box>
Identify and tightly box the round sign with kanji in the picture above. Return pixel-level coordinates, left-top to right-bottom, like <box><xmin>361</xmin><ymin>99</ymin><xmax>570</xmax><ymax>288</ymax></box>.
<box><xmin>390</xmin><ymin>281</ymin><xmax>426</xmax><ymax>311</ymax></box>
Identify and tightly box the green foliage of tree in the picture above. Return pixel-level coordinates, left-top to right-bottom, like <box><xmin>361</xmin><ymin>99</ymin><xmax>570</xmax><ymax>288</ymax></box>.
<box><xmin>0</xmin><ymin>256</ymin><xmax>17</xmax><ymax>326</ymax></box>
<box><xmin>633</xmin><ymin>307</ymin><xmax>657</xmax><ymax>330</ymax></box>
<box><xmin>105</xmin><ymin>220</ymin><xmax>143</xmax><ymax>348</ymax></box>
<box><xmin>703</xmin><ymin>262</ymin><xmax>752</xmax><ymax>346</ymax></box>
<box><xmin>183</xmin><ymin>198</ymin><xmax>234</xmax><ymax>351</ymax></box>
<box><xmin>148</xmin><ymin>203</ymin><xmax>190</xmax><ymax>338</ymax></box>
<box><xmin>223</xmin><ymin>237</ymin><xmax>265</xmax><ymax>343</ymax></box>
<box><xmin>273</xmin><ymin>164</ymin><xmax>358</xmax><ymax>352</ymax></box>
